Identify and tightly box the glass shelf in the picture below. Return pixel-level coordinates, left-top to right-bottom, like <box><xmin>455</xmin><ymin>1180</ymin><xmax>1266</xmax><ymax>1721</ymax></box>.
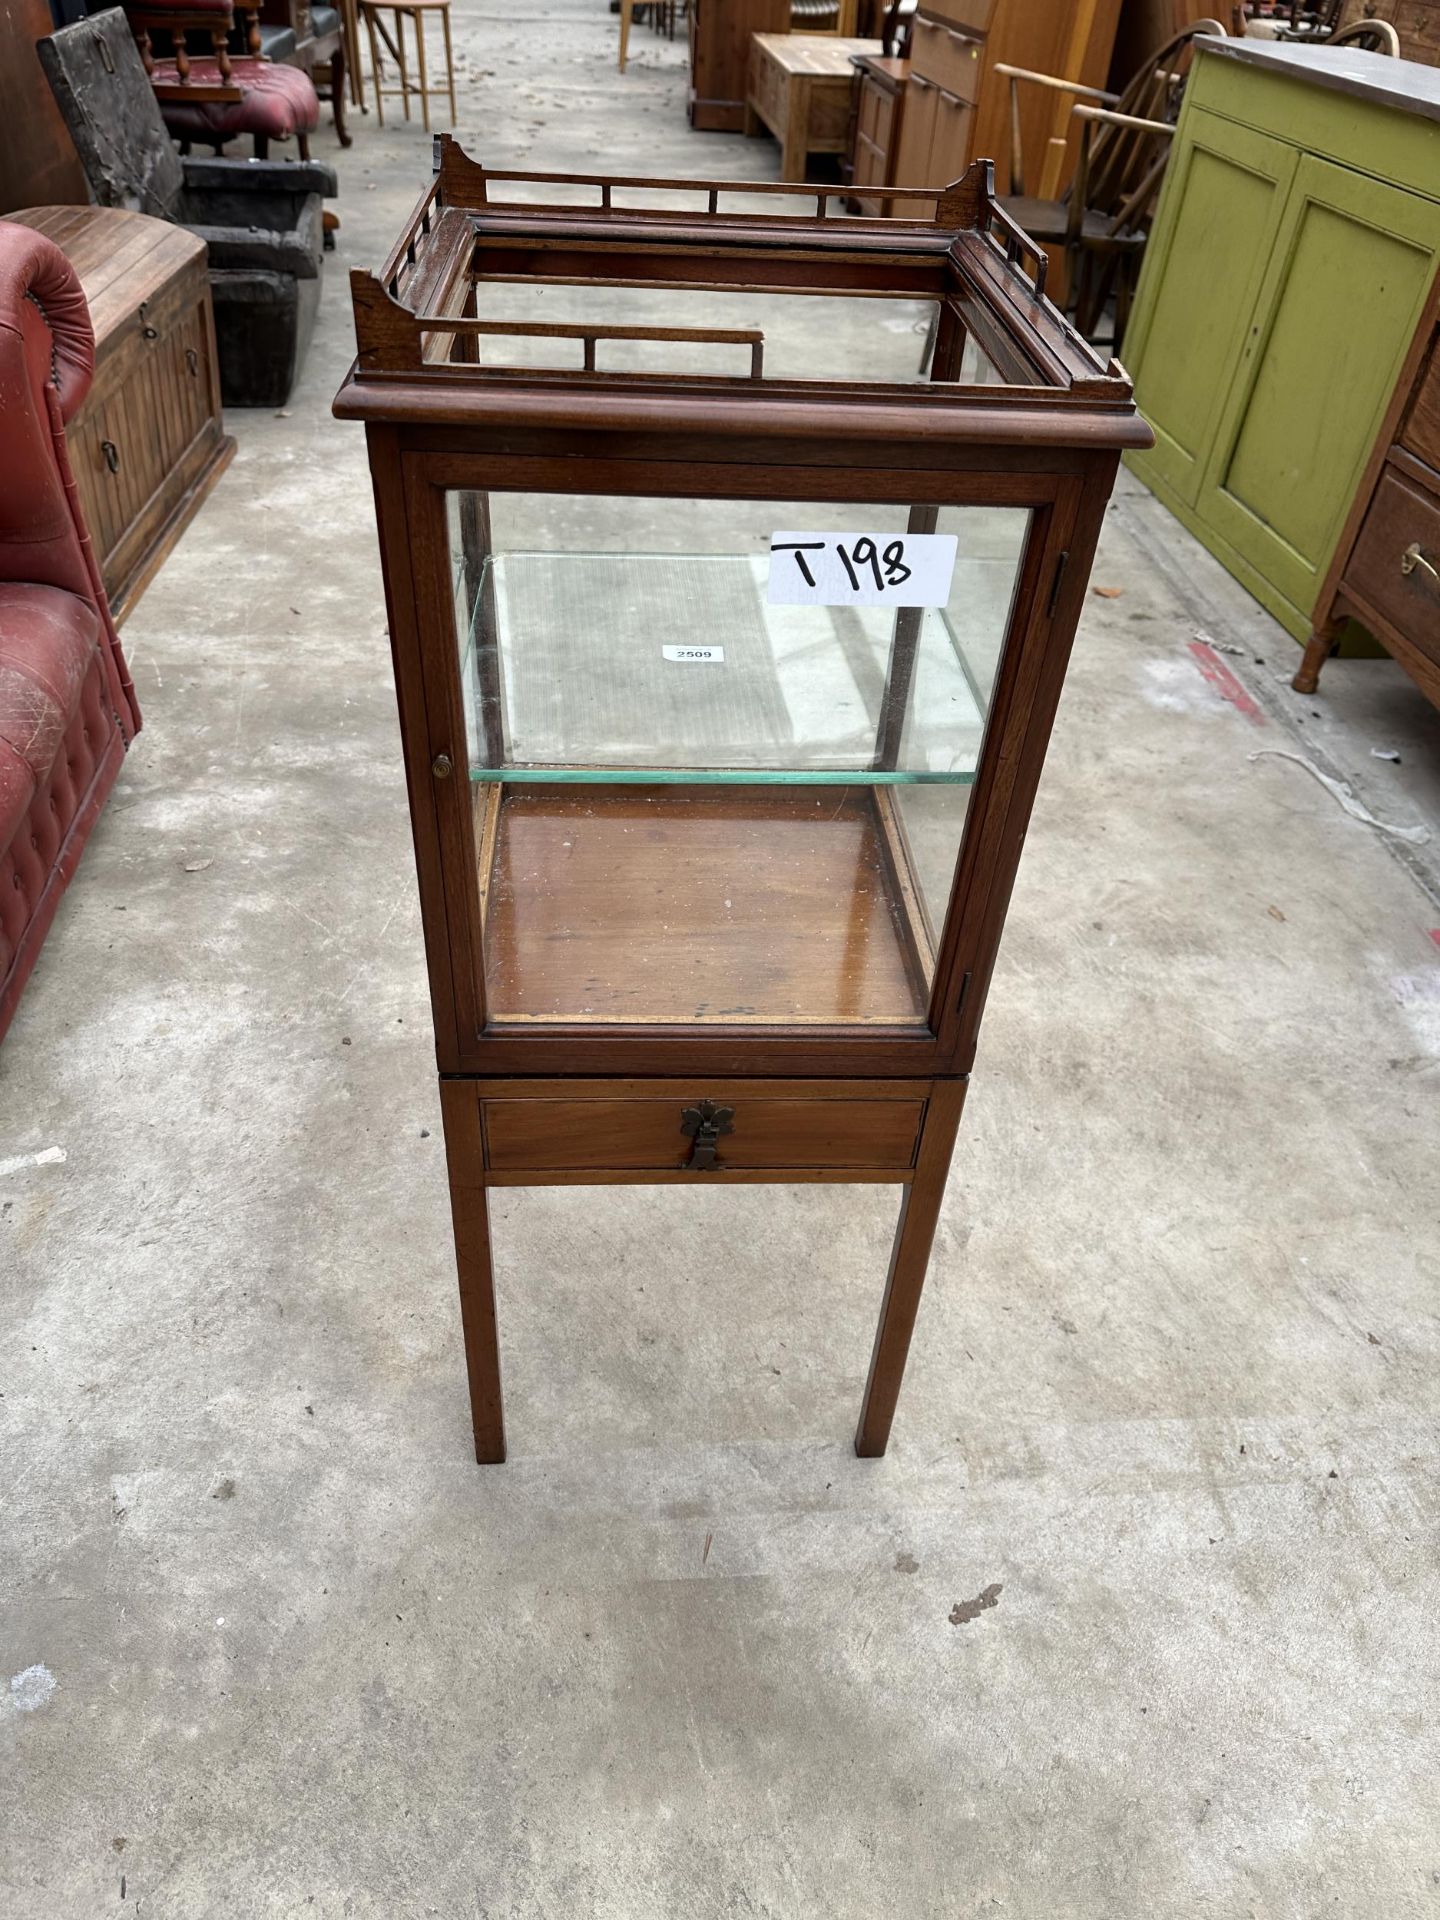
<box><xmin>449</xmin><ymin>499</ymin><xmax>1030</xmax><ymax>1026</ymax></box>
<box><xmin>458</xmin><ymin>548</ymin><xmax>1016</xmax><ymax>786</ymax></box>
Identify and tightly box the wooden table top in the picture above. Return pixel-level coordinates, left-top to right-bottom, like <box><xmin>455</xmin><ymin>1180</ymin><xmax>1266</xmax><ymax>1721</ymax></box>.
<box><xmin>751</xmin><ymin>35</ymin><xmax>884</xmax><ymax>78</ymax></box>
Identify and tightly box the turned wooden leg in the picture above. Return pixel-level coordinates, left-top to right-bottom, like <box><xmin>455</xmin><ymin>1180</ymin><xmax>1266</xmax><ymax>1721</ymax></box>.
<box><xmin>855</xmin><ymin>1080</ymin><xmax>966</xmax><ymax>1457</ymax></box>
<box><xmin>1293</xmin><ymin>613</ymin><xmax>1342</xmax><ymax>695</ymax></box>
<box><xmin>333</xmin><ymin>46</ymin><xmax>352</xmax><ymax>145</ymax></box>
<box><xmin>440</xmin><ymin>1080</ymin><xmax>506</xmax><ymax>1463</ymax></box>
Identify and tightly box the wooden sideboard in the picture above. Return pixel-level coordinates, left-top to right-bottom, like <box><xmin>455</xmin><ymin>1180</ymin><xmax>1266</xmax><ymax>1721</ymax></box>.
<box><xmin>1296</xmin><ymin>272</ymin><xmax>1440</xmax><ymax>707</ymax></box>
<box><xmin>1123</xmin><ymin>38</ymin><xmax>1440</xmax><ymax>650</ymax></box>
<box><xmin>890</xmin><ymin>0</ymin><xmax>1125</xmax><ymax>197</ymax></box>
<box><xmin>12</xmin><ymin>207</ymin><xmax>234</xmax><ymax>623</ymax></box>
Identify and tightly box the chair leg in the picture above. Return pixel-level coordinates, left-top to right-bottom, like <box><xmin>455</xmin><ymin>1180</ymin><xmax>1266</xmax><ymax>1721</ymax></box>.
<box><xmin>619</xmin><ymin>0</ymin><xmax>633</xmax><ymax>71</ymax></box>
<box><xmin>442</xmin><ymin>4</ymin><xmax>456</xmax><ymax>126</ymax></box>
<box><xmin>332</xmin><ymin>45</ymin><xmax>352</xmax><ymax>145</ymax></box>
<box><xmin>414</xmin><ymin>4</ymin><xmax>430</xmax><ymax>133</ymax></box>
<box><xmin>298</xmin><ymin>131</ymin><xmax>311</xmax><ymax>160</ymax></box>
<box><xmin>254</xmin><ymin>133</ymin><xmax>269</xmax><ymax>159</ymax></box>
<box><xmin>394</xmin><ymin>7</ymin><xmax>411</xmax><ymax>121</ymax></box>
<box><xmin>364</xmin><ymin>8</ymin><xmax>385</xmax><ymax>125</ymax></box>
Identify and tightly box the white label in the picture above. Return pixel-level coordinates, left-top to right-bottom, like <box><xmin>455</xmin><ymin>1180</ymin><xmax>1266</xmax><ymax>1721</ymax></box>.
<box><xmin>767</xmin><ymin>531</ymin><xmax>957</xmax><ymax>608</ymax></box>
<box><xmin>662</xmin><ymin>644</ymin><xmax>725</xmax><ymax>664</ymax></box>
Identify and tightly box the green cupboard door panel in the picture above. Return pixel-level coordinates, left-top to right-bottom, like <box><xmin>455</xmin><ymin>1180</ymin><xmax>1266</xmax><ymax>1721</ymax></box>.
<box><xmin>1127</xmin><ymin>115</ymin><xmax>1298</xmax><ymax>506</ymax></box>
<box><xmin>1200</xmin><ymin>155</ymin><xmax>1440</xmax><ymax>621</ymax></box>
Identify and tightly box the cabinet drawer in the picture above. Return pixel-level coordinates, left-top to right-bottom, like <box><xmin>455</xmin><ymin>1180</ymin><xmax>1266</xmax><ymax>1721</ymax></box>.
<box><xmin>911</xmin><ymin>18</ymin><xmax>983</xmax><ymax>103</ymax></box>
<box><xmin>1346</xmin><ymin>468</ymin><xmax>1440</xmax><ymax>660</ymax></box>
<box><xmin>483</xmin><ymin>1088</ymin><xmax>927</xmax><ymax>1175</ymax></box>
<box><xmin>1401</xmin><ymin>334</ymin><xmax>1440</xmax><ymax>476</ymax></box>
<box><xmin>921</xmin><ymin>0</ymin><xmax>995</xmax><ymax>31</ymax></box>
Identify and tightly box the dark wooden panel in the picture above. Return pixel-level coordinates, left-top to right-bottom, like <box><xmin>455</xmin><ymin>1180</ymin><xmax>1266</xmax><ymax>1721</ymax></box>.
<box><xmin>689</xmin><ymin>0</ymin><xmax>790</xmax><ymax>131</ymax></box>
<box><xmin>1401</xmin><ymin>332</ymin><xmax>1440</xmax><ymax>475</ymax></box>
<box><xmin>484</xmin><ymin>1093</ymin><xmax>927</xmax><ymax>1172</ymax></box>
<box><xmin>1338</xmin><ymin>0</ymin><xmax>1440</xmax><ymax>66</ymax></box>
<box><xmin>0</xmin><ymin>0</ymin><xmax>88</xmax><ymax>215</ymax></box>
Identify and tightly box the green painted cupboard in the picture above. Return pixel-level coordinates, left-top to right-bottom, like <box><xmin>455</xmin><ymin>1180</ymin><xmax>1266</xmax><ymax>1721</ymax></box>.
<box><xmin>1123</xmin><ymin>37</ymin><xmax>1440</xmax><ymax>643</ymax></box>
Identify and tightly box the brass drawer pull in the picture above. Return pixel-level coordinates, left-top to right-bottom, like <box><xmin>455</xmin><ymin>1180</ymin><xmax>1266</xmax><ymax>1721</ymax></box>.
<box><xmin>679</xmin><ymin>1100</ymin><xmax>734</xmax><ymax>1170</ymax></box>
<box><xmin>1400</xmin><ymin>542</ymin><xmax>1438</xmax><ymax>586</ymax></box>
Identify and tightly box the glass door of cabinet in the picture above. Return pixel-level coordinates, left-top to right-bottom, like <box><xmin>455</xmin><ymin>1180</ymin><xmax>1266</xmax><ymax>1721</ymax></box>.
<box><xmin>446</xmin><ymin>490</ymin><xmax>1031</xmax><ymax>1032</ymax></box>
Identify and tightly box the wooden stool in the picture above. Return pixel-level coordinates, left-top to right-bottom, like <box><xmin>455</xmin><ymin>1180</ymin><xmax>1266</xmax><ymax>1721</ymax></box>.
<box><xmin>361</xmin><ymin>0</ymin><xmax>455</xmax><ymax>131</ymax></box>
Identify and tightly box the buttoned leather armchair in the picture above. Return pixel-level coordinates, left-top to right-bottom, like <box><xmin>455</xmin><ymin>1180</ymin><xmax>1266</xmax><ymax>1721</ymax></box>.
<box><xmin>0</xmin><ymin>223</ymin><xmax>141</xmax><ymax>1045</ymax></box>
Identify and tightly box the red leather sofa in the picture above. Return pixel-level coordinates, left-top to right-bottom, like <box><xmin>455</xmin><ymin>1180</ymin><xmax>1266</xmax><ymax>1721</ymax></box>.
<box><xmin>0</xmin><ymin>223</ymin><xmax>142</xmax><ymax>1045</ymax></box>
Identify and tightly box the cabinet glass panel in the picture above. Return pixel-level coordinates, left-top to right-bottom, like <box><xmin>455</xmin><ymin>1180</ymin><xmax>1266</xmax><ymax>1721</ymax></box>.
<box><xmin>447</xmin><ymin>491</ymin><xmax>1030</xmax><ymax>1030</ymax></box>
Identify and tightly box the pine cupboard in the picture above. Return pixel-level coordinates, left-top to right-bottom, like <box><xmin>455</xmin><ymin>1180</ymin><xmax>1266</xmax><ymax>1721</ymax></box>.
<box><xmin>1123</xmin><ymin>37</ymin><xmax>1440</xmax><ymax>645</ymax></box>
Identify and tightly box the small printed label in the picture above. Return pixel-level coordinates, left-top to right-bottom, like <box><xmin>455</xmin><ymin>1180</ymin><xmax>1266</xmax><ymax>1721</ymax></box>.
<box><xmin>662</xmin><ymin>644</ymin><xmax>725</xmax><ymax>663</ymax></box>
<box><xmin>767</xmin><ymin>531</ymin><xmax>958</xmax><ymax>608</ymax></box>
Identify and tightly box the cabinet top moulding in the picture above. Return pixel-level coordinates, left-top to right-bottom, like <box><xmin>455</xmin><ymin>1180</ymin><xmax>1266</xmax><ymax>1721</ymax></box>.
<box><xmin>332</xmin><ymin>136</ymin><xmax>1150</xmax><ymax>455</ymax></box>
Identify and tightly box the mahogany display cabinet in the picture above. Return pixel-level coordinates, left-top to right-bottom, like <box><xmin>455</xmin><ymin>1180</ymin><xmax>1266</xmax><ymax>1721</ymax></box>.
<box><xmin>335</xmin><ymin>137</ymin><xmax>1149</xmax><ymax>1463</ymax></box>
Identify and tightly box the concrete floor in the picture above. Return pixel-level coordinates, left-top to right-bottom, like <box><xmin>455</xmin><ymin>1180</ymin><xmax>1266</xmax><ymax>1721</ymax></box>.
<box><xmin>5</xmin><ymin>4</ymin><xmax>1440</xmax><ymax>1913</ymax></box>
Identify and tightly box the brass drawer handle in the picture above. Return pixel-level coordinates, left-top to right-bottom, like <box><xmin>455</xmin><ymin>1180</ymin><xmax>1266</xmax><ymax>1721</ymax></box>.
<box><xmin>101</xmin><ymin>439</ymin><xmax>120</xmax><ymax>474</ymax></box>
<box><xmin>679</xmin><ymin>1100</ymin><xmax>734</xmax><ymax>1171</ymax></box>
<box><xmin>1401</xmin><ymin>542</ymin><xmax>1438</xmax><ymax>586</ymax></box>
<box><xmin>431</xmin><ymin>752</ymin><xmax>453</xmax><ymax>779</ymax></box>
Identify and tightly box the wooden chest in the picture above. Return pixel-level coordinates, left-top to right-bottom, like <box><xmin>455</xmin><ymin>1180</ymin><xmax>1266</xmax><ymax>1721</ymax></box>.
<box><xmin>12</xmin><ymin>206</ymin><xmax>233</xmax><ymax>623</ymax></box>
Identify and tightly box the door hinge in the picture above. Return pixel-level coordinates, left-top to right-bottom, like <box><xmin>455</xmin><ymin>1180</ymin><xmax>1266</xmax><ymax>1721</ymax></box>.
<box><xmin>1047</xmin><ymin>549</ymin><xmax>1070</xmax><ymax>618</ymax></box>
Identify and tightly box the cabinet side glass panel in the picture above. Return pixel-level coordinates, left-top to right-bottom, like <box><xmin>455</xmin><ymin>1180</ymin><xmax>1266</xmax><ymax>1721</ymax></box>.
<box><xmin>446</xmin><ymin>491</ymin><xmax>1029</xmax><ymax>1030</ymax></box>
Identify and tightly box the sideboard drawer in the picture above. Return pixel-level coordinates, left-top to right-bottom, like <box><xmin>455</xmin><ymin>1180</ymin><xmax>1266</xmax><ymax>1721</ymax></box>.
<box><xmin>483</xmin><ymin>1088</ymin><xmax>927</xmax><ymax>1175</ymax></box>
<box><xmin>922</xmin><ymin>0</ymin><xmax>996</xmax><ymax>31</ymax></box>
<box><xmin>911</xmin><ymin>18</ymin><xmax>984</xmax><ymax>104</ymax></box>
<box><xmin>1347</xmin><ymin>468</ymin><xmax>1440</xmax><ymax>663</ymax></box>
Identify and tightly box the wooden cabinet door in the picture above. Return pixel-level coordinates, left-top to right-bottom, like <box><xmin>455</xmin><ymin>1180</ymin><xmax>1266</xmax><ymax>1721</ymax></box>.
<box><xmin>929</xmin><ymin>84</ymin><xmax>974</xmax><ymax>188</ymax></box>
<box><xmin>892</xmin><ymin>72</ymin><xmax>938</xmax><ymax>187</ymax></box>
<box><xmin>1126</xmin><ymin>113</ymin><xmax>1298</xmax><ymax>507</ymax></box>
<box><xmin>1197</xmin><ymin>155</ymin><xmax>1440</xmax><ymax>623</ymax></box>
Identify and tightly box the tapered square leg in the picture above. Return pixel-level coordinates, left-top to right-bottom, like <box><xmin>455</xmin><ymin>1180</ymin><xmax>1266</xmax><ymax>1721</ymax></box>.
<box><xmin>855</xmin><ymin>1079</ymin><xmax>967</xmax><ymax>1457</ymax></box>
<box><xmin>439</xmin><ymin>1079</ymin><xmax>505</xmax><ymax>1463</ymax></box>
